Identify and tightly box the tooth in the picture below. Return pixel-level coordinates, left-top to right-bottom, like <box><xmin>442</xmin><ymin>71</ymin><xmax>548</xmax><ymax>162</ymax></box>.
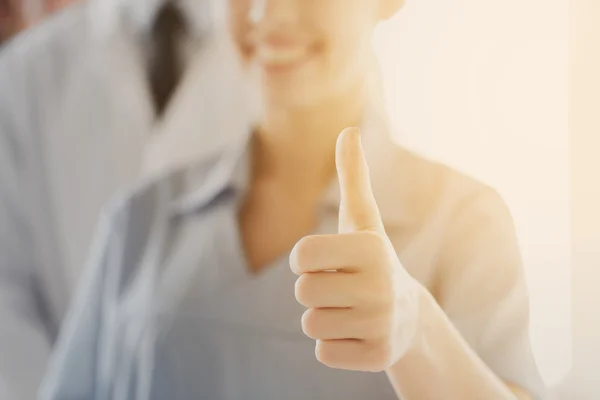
<box><xmin>257</xmin><ymin>45</ymin><xmax>306</xmax><ymax>65</ymax></box>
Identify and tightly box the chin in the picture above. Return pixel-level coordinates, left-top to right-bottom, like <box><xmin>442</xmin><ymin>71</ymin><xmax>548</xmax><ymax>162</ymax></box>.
<box><xmin>255</xmin><ymin>60</ymin><xmax>328</xmax><ymax>107</ymax></box>
<box><xmin>263</xmin><ymin>84</ymin><xmax>325</xmax><ymax>108</ymax></box>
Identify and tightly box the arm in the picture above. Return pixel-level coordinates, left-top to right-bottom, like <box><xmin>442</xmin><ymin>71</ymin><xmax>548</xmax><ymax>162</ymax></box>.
<box><xmin>386</xmin><ymin>188</ymin><xmax>545</xmax><ymax>400</ymax></box>
<box><xmin>386</xmin><ymin>289</ymin><xmax>531</xmax><ymax>399</ymax></box>
<box><xmin>291</xmin><ymin>131</ymin><xmax>547</xmax><ymax>400</ymax></box>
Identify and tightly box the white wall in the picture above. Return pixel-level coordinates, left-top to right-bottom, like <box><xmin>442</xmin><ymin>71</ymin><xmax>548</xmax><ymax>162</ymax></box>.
<box><xmin>556</xmin><ymin>0</ymin><xmax>600</xmax><ymax>398</ymax></box>
<box><xmin>373</xmin><ymin>0</ymin><xmax>570</xmax><ymax>389</ymax></box>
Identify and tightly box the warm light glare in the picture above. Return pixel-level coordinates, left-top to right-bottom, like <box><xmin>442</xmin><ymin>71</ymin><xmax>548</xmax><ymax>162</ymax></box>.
<box><xmin>373</xmin><ymin>0</ymin><xmax>570</xmax><ymax>387</ymax></box>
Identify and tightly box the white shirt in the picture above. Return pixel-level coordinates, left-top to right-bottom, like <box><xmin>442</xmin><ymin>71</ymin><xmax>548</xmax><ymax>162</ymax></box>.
<box><xmin>90</xmin><ymin>0</ymin><xmax>220</xmax><ymax>38</ymax></box>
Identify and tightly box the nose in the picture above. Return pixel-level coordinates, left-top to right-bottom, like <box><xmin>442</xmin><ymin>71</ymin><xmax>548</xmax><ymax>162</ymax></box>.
<box><xmin>248</xmin><ymin>0</ymin><xmax>299</xmax><ymax>25</ymax></box>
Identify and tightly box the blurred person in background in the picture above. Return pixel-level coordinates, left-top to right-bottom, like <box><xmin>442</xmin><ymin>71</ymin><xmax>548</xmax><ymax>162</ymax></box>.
<box><xmin>43</xmin><ymin>0</ymin><xmax>74</xmax><ymax>12</ymax></box>
<box><xmin>0</xmin><ymin>1</ymin><xmax>548</xmax><ymax>400</ymax></box>
<box><xmin>0</xmin><ymin>0</ymin><xmax>76</xmax><ymax>45</ymax></box>
<box><xmin>0</xmin><ymin>0</ymin><xmax>251</xmax><ymax>398</ymax></box>
<box><xmin>0</xmin><ymin>0</ymin><xmax>25</xmax><ymax>44</ymax></box>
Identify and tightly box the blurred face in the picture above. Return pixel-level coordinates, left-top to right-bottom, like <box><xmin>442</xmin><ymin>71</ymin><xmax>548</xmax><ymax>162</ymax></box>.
<box><xmin>0</xmin><ymin>0</ymin><xmax>74</xmax><ymax>44</ymax></box>
<box><xmin>44</xmin><ymin>0</ymin><xmax>75</xmax><ymax>13</ymax></box>
<box><xmin>228</xmin><ymin>0</ymin><xmax>401</xmax><ymax>107</ymax></box>
<box><xmin>0</xmin><ymin>0</ymin><xmax>24</xmax><ymax>44</ymax></box>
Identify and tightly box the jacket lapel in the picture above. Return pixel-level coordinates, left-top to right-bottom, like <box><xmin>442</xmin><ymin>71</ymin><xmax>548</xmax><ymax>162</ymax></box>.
<box><xmin>45</xmin><ymin>30</ymin><xmax>154</xmax><ymax>291</ymax></box>
<box><xmin>141</xmin><ymin>32</ymin><xmax>257</xmax><ymax>180</ymax></box>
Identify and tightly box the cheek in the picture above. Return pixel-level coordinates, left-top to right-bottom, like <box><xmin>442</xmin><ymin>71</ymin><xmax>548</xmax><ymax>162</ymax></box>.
<box><xmin>265</xmin><ymin>33</ymin><xmax>370</xmax><ymax>106</ymax></box>
<box><xmin>315</xmin><ymin>7</ymin><xmax>377</xmax><ymax>86</ymax></box>
<box><xmin>319</xmin><ymin>33</ymin><xmax>372</xmax><ymax>89</ymax></box>
<box><xmin>226</xmin><ymin>0</ymin><xmax>253</xmax><ymax>61</ymax></box>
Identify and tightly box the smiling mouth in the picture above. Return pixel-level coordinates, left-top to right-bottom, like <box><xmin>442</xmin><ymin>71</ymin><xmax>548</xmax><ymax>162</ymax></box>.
<box><xmin>253</xmin><ymin>39</ymin><xmax>315</xmax><ymax>74</ymax></box>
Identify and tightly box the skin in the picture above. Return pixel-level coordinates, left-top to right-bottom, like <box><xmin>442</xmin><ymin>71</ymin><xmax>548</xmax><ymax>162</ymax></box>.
<box><xmin>227</xmin><ymin>1</ymin><xmax>534</xmax><ymax>398</ymax></box>
<box><xmin>0</xmin><ymin>0</ymin><xmax>25</xmax><ymax>44</ymax></box>
<box><xmin>0</xmin><ymin>0</ymin><xmax>72</xmax><ymax>44</ymax></box>
<box><xmin>44</xmin><ymin>0</ymin><xmax>73</xmax><ymax>12</ymax></box>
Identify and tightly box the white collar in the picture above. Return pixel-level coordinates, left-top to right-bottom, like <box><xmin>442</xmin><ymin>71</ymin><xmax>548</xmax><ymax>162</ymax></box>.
<box><xmin>88</xmin><ymin>0</ymin><xmax>221</xmax><ymax>38</ymax></box>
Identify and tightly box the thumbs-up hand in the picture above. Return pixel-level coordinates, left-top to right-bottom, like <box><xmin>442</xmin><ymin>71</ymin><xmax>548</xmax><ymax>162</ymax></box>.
<box><xmin>290</xmin><ymin>128</ymin><xmax>424</xmax><ymax>373</ymax></box>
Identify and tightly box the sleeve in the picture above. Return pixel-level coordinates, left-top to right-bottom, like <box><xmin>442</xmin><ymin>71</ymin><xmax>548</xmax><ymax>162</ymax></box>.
<box><xmin>434</xmin><ymin>187</ymin><xmax>549</xmax><ymax>399</ymax></box>
<box><xmin>0</xmin><ymin>57</ymin><xmax>54</xmax><ymax>400</ymax></box>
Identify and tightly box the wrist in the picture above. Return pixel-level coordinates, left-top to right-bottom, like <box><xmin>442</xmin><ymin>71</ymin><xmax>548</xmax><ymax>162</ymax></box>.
<box><xmin>385</xmin><ymin>287</ymin><xmax>517</xmax><ymax>400</ymax></box>
<box><xmin>404</xmin><ymin>284</ymin><xmax>439</xmax><ymax>359</ymax></box>
<box><xmin>386</xmin><ymin>286</ymin><xmax>441</xmax><ymax>383</ymax></box>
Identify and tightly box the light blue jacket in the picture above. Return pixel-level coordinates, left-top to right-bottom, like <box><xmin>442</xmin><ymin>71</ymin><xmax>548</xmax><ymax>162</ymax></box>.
<box><xmin>0</xmin><ymin>2</ymin><xmax>253</xmax><ymax>398</ymax></box>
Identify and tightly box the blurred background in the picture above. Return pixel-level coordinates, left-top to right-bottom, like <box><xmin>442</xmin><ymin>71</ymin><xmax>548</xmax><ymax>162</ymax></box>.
<box><xmin>374</xmin><ymin>0</ymin><xmax>570</xmax><ymax>389</ymax></box>
<box><xmin>372</xmin><ymin>1</ymin><xmax>600</xmax><ymax>397</ymax></box>
<box><xmin>2</xmin><ymin>0</ymin><xmax>598</xmax><ymax>398</ymax></box>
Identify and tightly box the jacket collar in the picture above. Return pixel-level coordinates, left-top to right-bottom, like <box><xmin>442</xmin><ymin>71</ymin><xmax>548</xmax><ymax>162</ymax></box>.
<box><xmin>88</xmin><ymin>0</ymin><xmax>219</xmax><ymax>38</ymax></box>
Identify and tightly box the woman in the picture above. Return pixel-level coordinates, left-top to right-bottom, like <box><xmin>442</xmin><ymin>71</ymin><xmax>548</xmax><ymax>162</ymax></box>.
<box><xmin>226</xmin><ymin>1</ymin><xmax>546</xmax><ymax>398</ymax></box>
<box><xmin>41</xmin><ymin>0</ymin><xmax>547</xmax><ymax>399</ymax></box>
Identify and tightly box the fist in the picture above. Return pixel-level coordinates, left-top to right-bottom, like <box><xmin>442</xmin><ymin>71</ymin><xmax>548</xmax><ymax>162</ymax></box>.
<box><xmin>290</xmin><ymin>128</ymin><xmax>423</xmax><ymax>373</ymax></box>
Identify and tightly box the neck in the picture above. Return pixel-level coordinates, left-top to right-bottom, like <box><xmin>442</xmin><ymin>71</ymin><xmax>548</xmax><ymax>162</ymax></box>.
<box><xmin>253</xmin><ymin>79</ymin><xmax>367</xmax><ymax>198</ymax></box>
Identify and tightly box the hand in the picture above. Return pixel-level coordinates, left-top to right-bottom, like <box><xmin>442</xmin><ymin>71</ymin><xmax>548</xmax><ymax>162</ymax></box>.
<box><xmin>290</xmin><ymin>127</ymin><xmax>424</xmax><ymax>373</ymax></box>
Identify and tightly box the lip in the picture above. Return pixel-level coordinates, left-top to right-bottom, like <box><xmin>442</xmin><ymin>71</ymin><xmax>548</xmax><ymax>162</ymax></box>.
<box><xmin>261</xmin><ymin>58</ymin><xmax>310</xmax><ymax>76</ymax></box>
<box><xmin>253</xmin><ymin>41</ymin><xmax>315</xmax><ymax>75</ymax></box>
<box><xmin>247</xmin><ymin>30</ymin><xmax>317</xmax><ymax>75</ymax></box>
<box><xmin>259</xmin><ymin>51</ymin><xmax>312</xmax><ymax>76</ymax></box>
<box><xmin>260</xmin><ymin>34</ymin><xmax>306</xmax><ymax>48</ymax></box>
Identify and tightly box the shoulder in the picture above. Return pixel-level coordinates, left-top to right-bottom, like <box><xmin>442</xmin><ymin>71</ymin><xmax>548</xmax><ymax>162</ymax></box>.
<box><xmin>0</xmin><ymin>3</ymin><xmax>92</xmax><ymax>119</ymax></box>
<box><xmin>374</xmin><ymin>142</ymin><xmax>509</xmax><ymax>232</ymax></box>
<box><xmin>384</xmin><ymin>149</ymin><xmax>546</xmax><ymax>397</ymax></box>
<box><xmin>375</xmin><ymin>142</ymin><xmax>518</xmax><ymax>285</ymax></box>
<box><xmin>0</xmin><ymin>3</ymin><xmax>95</xmax><ymax>221</ymax></box>
<box><xmin>0</xmin><ymin>4</ymin><xmax>90</xmax><ymax>71</ymax></box>
<box><xmin>0</xmin><ymin>3</ymin><xmax>94</xmax><ymax>170</ymax></box>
